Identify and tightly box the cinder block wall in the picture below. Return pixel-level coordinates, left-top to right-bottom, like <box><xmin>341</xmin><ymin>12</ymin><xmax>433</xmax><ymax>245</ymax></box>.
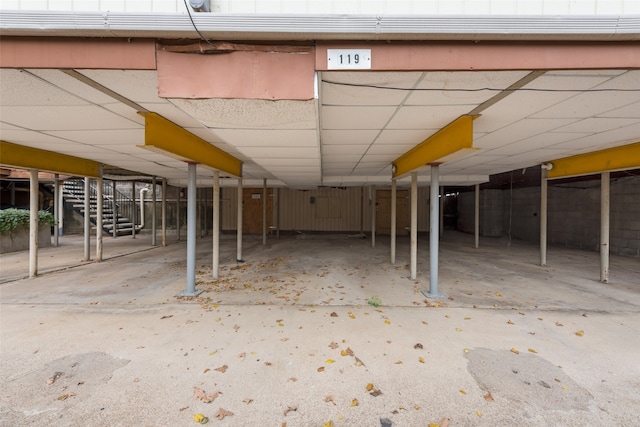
<box><xmin>457</xmin><ymin>174</ymin><xmax>640</xmax><ymax>257</ymax></box>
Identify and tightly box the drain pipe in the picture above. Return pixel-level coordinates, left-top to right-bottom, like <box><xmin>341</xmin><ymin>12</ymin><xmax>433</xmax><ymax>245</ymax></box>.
<box><xmin>139</xmin><ymin>188</ymin><xmax>149</xmax><ymax>229</ymax></box>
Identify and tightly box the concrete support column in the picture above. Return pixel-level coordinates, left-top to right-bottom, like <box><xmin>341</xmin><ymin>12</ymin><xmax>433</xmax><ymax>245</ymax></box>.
<box><xmin>151</xmin><ymin>177</ymin><xmax>157</xmax><ymax>246</ymax></box>
<box><xmin>161</xmin><ymin>178</ymin><xmax>167</xmax><ymax>247</ymax></box>
<box><xmin>474</xmin><ymin>184</ymin><xmax>480</xmax><ymax>249</ymax></box>
<box><xmin>424</xmin><ymin>164</ymin><xmax>444</xmax><ymax>298</ymax></box>
<box><xmin>112</xmin><ymin>180</ymin><xmax>118</xmax><ymax>238</ymax></box>
<box><xmin>178</xmin><ymin>163</ymin><xmax>202</xmax><ymax>297</ymax></box>
<box><xmin>83</xmin><ymin>177</ymin><xmax>91</xmax><ymax>261</ymax></box>
<box><xmin>96</xmin><ymin>166</ymin><xmax>103</xmax><ymax>262</ymax></box>
<box><xmin>237</xmin><ymin>178</ymin><xmax>244</xmax><ymax>262</ymax></box>
<box><xmin>29</xmin><ymin>170</ymin><xmax>39</xmax><ymax>277</ymax></box>
<box><xmin>212</xmin><ymin>171</ymin><xmax>220</xmax><ymax>279</ymax></box>
<box><xmin>276</xmin><ymin>188</ymin><xmax>281</xmax><ymax>239</ymax></box>
<box><xmin>600</xmin><ymin>171</ymin><xmax>610</xmax><ymax>283</ymax></box>
<box><xmin>391</xmin><ymin>179</ymin><xmax>397</xmax><ymax>264</ymax></box>
<box><xmin>53</xmin><ymin>174</ymin><xmax>60</xmax><ymax>247</ymax></box>
<box><xmin>540</xmin><ymin>172</ymin><xmax>548</xmax><ymax>266</ymax></box>
<box><xmin>410</xmin><ymin>172</ymin><xmax>418</xmax><ymax>280</ymax></box>
<box><xmin>263</xmin><ymin>178</ymin><xmax>267</xmax><ymax>246</ymax></box>
<box><xmin>371</xmin><ymin>185</ymin><xmax>376</xmax><ymax>248</ymax></box>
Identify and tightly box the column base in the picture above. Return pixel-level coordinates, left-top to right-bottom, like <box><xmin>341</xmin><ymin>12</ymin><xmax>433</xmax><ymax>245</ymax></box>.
<box><xmin>421</xmin><ymin>290</ymin><xmax>445</xmax><ymax>299</ymax></box>
<box><xmin>177</xmin><ymin>289</ymin><xmax>204</xmax><ymax>297</ymax></box>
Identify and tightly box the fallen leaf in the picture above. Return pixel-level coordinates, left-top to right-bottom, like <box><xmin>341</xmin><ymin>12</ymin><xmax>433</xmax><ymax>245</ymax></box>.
<box><xmin>463</xmin><ymin>348</ymin><xmax>470</xmax><ymax>353</ymax></box>
<box><xmin>419</xmin><ymin>356</ymin><xmax>425</xmax><ymax>363</ymax></box>
<box><xmin>330</xmin><ymin>312</ymin><xmax>338</xmax><ymax>317</ymax></box>
<box><xmin>243</xmin><ymin>398</ymin><xmax>253</xmax><ymax>404</ymax></box>
<box><xmin>555</xmin><ymin>321</ymin><xmax>564</xmax><ymax>327</ymax></box>
<box><xmin>214</xmin><ymin>408</ymin><xmax>234</xmax><ymax>420</ymax></box>
<box><xmin>464</xmin><ymin>317</ymin><xmax>471</xmax><ymax>320</ymax></box>
<box><xmin>394</xmin><ymin>360</ymin><xmax>403</xmax><ymax>364</ymax></box>
<box><xmin>511</xmin><ymin>348</ymin><xmax>520</xmax><ymax>354</ymax></box>
<box><xmin>203</xmin><ymin>368</ymin><xmax>210</xmax><ymax>374</ymax></box>
<box><xmin>507</xmin><ymin>320</ymin><xmax>515</xmax><ymax>325</ymax></box>
<box><xmin>283</xmin><ymin>405</ymin><xmax>298</xmax><ymax>416</ymax></box>
<box><xmin>366</xmin><ymin>383</ymin><xmax>374</xmax><ymax>391</ymax></box>
<box><xmin>280</xmin><ymin>338</ymin><xmax>289</xmax><ymax>342</ymax></box>
<box><xmin>264</xmin><ymin>361</ymin><xmax>272</xmax><ymax>366</ymax></box>
<box><xmin>562</xmin><ymin>386</ymin><xmax>569</xmax><ymax>391</ymax></box>
<box><xmin>476</xmin><ymin>410</ymin><xmax>483</xmax><ymax>417</ymax></box>
<box><xmin>57</xmin><ymin>392</ymin><xmax>75</xmax><ymax>401</ymax></box>
<box><xmin>348</xmin><ymin>312</ymin><xmax>356</xmax><ymax>319</ymax></box>
<box><xmin>325</xmin><ymin>359</ymin><xmax>335</xmax><ymax>364</ymax></box>
<box><xmin>537</xmin><ymin>317</ymin><xmax>544</xmax><ymax>321</ymax></box>
<box><xmin>214</xmin><ymin>365</ymin><xmax>228</xmax><ymax>373</ymax></box>
<box><xmin>414</xmin><ymin>343</ymin><xmax>423</xmax><ymax>349</ymax></box>
<box><xmin>495</xmin><ymin>292</ymin><xmax>502</xmax><ymax>297</ymax></box>
<box><xmin>193</xmin><ymin>413</ymin><xmax>208</xmax><ymax>424</ymax></box>
<box><xmin>528</xmin><ymin>348</ymin><xmax>537</xmax><ymax>353</ymax></box>
<box><xmin>317</xmin><ymin>366</ymin><xmax>325</xmax><ymax>372</ymax></box>
<box><xmin>484</xmin><ymin>391</ymin><xmax>494</xmax><ymax>402</ymax></box>
<box><xmin>322</xmin><ymin>421</ymin><xmax>334</xmax><ymax>427</ymax></box>
<box><xmin>329</xmin><ymin>342</ymin><xmax>339</xmax><ymax>349</ymax></box>
<box><xmin>160</xmin><ymin>315</ymin><xmax>173</xmax><ymax>319</ymax></box>
<box><xmin>384</xmin><ymin>320</ymin><xmax>391</xmax><ymax>325</ymax></box>
<box><xmin>414</xmin><ymin>404</ymin><xmax>421</xmax><ymax>410</ymax></box>
<box><xmin>288</xmin><ymin>377</ymin><xmax>297</xmax><ymax>382</ymax></box>
<box><xmin>238</xmin><ymin>352</ymin><xmax>246</xmax><ymax>359</ymax></box>
<box><xmin>193</xmin><ymin>387</ymin><xmax>220</xmax><ymax>403</ymax></box>
<box><xmin>575</xmin><ymin>330</ymin><xmax>585</xmax><ymax>337</ymax></box>
<box><xmin>455</xmin><ymin>328</ymin><xmax>463</xmax><ymax>332</ymax></box>
<box><xmin>370</xmin><ymin>389</ymin><xmax>383</xmax><ymax>397</ymax></box>
<box><xmin>233</xmin><ymin>324</ymin><xmax>240</xmax><ymax>332</ymax></box>
<box><xmin>325</xmin><ymin>395</ymin><xmax>335</xmax><ymax>405</ymax></box>
<box><xmin>351</xmin><ymin>399</ymin><xmax>359</xmax><ymax>407</ymax></box>
<box><xmin>459</xmin><ymin>389</ymin><xmax>467</xmax><ymax>395</ymax></box>
<box><xmin>47</xmin><ymin>372</ymin><xmax>63</xmax><ymax>385</ymax></box>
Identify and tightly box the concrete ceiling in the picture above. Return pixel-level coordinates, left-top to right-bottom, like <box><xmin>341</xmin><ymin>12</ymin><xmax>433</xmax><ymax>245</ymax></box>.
<box><xmin>1</xmin><ymin>67</ymin><xmax>638</xmax><ymax>188</ymax></box>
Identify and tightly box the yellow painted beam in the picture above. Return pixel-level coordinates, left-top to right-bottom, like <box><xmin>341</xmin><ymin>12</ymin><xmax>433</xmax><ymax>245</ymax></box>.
<box><xmin>546</xmin><ymin>142</ymin><xmax>640</xmax><ymax>179</ymax></box>
<box><xmin>0</xmin><ymin>141</ymin><xmax>100</xmax><ymax>177</ymax></box>
<box><xmin>138</xmin><ymin>112</ymin><xmax>242</xmax><ymax>177</ymax></box>
<box><xmin>392</xmin><ymin>115</ymin><xmax>478</xmax><ymax>179</ymax></box>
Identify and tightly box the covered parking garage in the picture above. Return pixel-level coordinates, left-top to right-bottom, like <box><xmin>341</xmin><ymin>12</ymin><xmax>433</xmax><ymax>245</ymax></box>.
<box><xmin>1</xmin><ymin>6</ymin><xmax>639</xmax><ymax>426</ymax></box>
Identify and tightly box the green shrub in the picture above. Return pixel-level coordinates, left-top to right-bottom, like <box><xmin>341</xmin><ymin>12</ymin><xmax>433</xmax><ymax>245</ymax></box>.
<box><xmin>0</xmin><ymin>208</ymin><xmax>56</xmax><ymax>234</ymax></box>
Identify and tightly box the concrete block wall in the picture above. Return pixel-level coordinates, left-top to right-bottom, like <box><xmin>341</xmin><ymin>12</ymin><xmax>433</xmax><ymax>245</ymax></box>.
<box><xmin>457</xmin><ymin>174</ymin><xmax>640</xmax><ymax>257</ymax></box>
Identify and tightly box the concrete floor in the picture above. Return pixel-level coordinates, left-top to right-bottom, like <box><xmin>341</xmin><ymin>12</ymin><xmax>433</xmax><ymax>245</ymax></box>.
<box><xmin>1</xmin><ymin>231</ymin><xmax>639</xmax><ymax>426</ymax></box>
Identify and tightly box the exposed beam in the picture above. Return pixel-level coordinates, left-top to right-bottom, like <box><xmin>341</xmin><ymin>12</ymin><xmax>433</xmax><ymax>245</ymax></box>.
<box><xmin>392</xmin><ymin>115</ymin><xmax>478</xmax><ymax>179</ymax></box>
<box><xmin>0</xmin><ymin>141</ymin><xmax>100</xmax><ymax>178</ymax></box>
<box><xmin>546</xmin><ymin>142</ymin><xmax>640</xmax><ymax>180</ymax></box>
<box><xmin>138</xmin><ymin>112</ymin><xmax>242</xmax><ymax>177</ymax></box>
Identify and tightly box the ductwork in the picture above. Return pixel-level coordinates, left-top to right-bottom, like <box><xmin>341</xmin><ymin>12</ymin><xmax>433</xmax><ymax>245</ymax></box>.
<box><xmin>0</xmin><ymin>11</ymin><xmax>638</xmax><ymax>41</ymax></box>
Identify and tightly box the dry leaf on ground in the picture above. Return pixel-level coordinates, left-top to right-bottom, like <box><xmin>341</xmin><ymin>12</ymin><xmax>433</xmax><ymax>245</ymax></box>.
<box><xmin>484</xmin><ymin>391</ymin><xmax>494</xmax><ymax>402</ymax></box>
<box><xmin>193</xmin><ymin>387</ymin><xmax>220</xmax><ymax>403</ymax></box>
<box><xmin>57</xmin><ymin>392</ymin><xmax>75</xmax><ymax>401</ymax></box>
<box><xmin>575</xmin><ymin>330</ymin><xmax>585</xmax><ymax>337</ymax></box>
<box><xmin>328</xmin><ymin>342</ymin><xmax>339</xmax><ymax>349</ymax></box>
<box><xmin>414</xmin><ymin>343</ymin><xmax>423</xmax><ymax>349</ymax></box>
<box><xmin>214</xmin><ymin>365</ymin><xmax>228</xmax><ymax>373</ymax></box>
<box><xmin>283</xmin><ymin>405</ymin><xmax>298</xmax><ymax>416</ymax></box>
<box><xmin>215</xmin><ymin>408</ymin><xmax>234</xmax><ymax>420</ymax></box>
<box><xmin>510</xmin><ymin>348</ymin><xmax>520</xmax><ymax>354</ymax></box>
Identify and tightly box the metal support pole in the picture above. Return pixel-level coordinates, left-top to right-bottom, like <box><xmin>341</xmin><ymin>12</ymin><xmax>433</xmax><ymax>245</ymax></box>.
<box><xmin>83</xmin><ymin>177</ymin><xmax>91</xmax><ymax>261</ymax></box>
<box><xmin>410</xmin><ymin>172</ymin><xmax>418</xmax><ymax>280</ymax></box>
<box><xmin>440</xmin><ymin>185</ymin><xmax>444</xmax><ymax>235</ymax></box>
<box><xmin>371</xmin><ymin>185</ymin><xmax>376</xmax><ymax>248</ymax></box>
<box><xmin>53</xmin><ymin>174</ymin><xmax>60</xmax><ymax>247</ymax></box>
<box><xmin>112</xmin><ymin>180</ymin><xmax>118</xmax><ymax>238</ymax></box>
<box><xmin>29</xmin><ymin>170</ymin><xmax>39</xmax><ymax>277</ymax></box>
<box><xmin>178</xmin><ymin>163</ymin><xmax>202</xmax><ymax>297</ymax></box>
<box><xmin>423</xmin><ymin>164</ymin><xmax>444</xmax><ymax>298</ymax></box>
<box><xmin>237</xmin><ymin>178</ymin><xmax>244</xmax><ymax>262</ymax></box>
<box><xmin>391</xmin><ymin>179</ymin><xmax>397</xmax><ymax>264</ymax></box>
<box><xmin>276</xmin><ymin>188</ymin><xmax>281</xmax><ymax>239</ymax></box>
<box><xmin>152</xmin><ymin>177</ymin><xmax>157</xmax><ymax>246</ymax></box>
<box><xmin>161</xmin><ymin>179</ymin><xmax>167</xmax><ymax>246</ymax></box>
<box><xmin>600</xmin><ymin>171</ymin><xmax>610</xmax><ymax>283</ymax></box>
<box><xmin>96</xmin><ymin>165</ymin><xmax>103</xmax><ymax>262</ymax></box>
<box><xmin>263</xmin><ymin>178</ymin><xmax>267</xmax><ymax>246</ymax></box>
<box><xmin>474</xmin><ymin>184</ymin><xmax>480</xmax><ymax>249</ymax></box>
<box><xmin>131</xmin><ymin>180</ymin><xmax>136</xmax><ymax>239</ymax></box>
<box><xmin>213</xmin><ymin>171</ymin><xmax>220</xmax><ymax>279</ymax></box>
<box><xmin>540</xmin><ymin>172</ymin><xmax>548</xmax><ymax>266</ymax></box>
<box><xmin>360</xmin><ymin>186</ymin><xmax>364</xmax><ymax>236</ymax></box>
<box><xmin>177</xmin><ymin>187</ymin><xmax>181</xmax><ymax>241</ymax></box>
<box><xmin>58</xmin><ymin>180</ymin><xmax>64</xmax><ymax>238</ymax></box>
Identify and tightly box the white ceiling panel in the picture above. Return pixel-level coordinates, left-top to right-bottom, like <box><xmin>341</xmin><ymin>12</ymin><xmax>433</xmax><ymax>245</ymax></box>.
<box><xmin>244</xmin><ymin>146</ymin><xmax>318</xmax><ymax>158</ymax></box>
<box><xmin>375</xmin><ymin>129</ymin><xmax>435</xmax><ymax>145</ymax></box>
<box><xmin>27</xmin><ymin>69</ymin><xmax>118</xmax><ymax>105</ymax></box>
<box><xmin>475</xmin><ymin>118</ymin><xmax>579</xmax><ymax>150</ymax></box>
<box><xmin>386</xmin><ymin>105</ymin><xmax>474</xmax><ymax>130</ymax></box>
<box><xmin>80</xmin><ymin>70</ymin><xmax>161</xmax><ymax>104</ymax></box>
<box><xmin>553</xmin><ymin>118</ymin><xmax>638</xmax><ymax>133</ymax></box>
<box><xmin>45</xmin><ymin>129</ymin><xmax>144</xmax><ymax>146</ymax></box>
<box><xmin>0</xmin><ymin>69</ymin><xmax>87</xmax><ymax>106</ymax></box>
<box><xmin>212</xmin><ymin>129</ymin><xmax>317</xmax><ymax>147</ymax></box>
<box><xmin>599</xmin><ymin>101</ymin><xmax>640</xmax><ymax>119</ymax></box>
<box><xmin>323</xmin><ymin>145</ymin><xmax>369</xmax><ymax>155</ymax></box>
<box><xmin>322</xmin><ymin>106</ymin><xmax>396</xmax><ymax>130</ymax></box>
<box><xmin>532</xmin><ymin>91</ymin><xmax>640</xmax><ymax>119</ymax></box>
<box><xmin>0</xmin><ymin>106</ymin><xmax>139</xmax><ymax>131</ymax></box>
<box><xmin>321</xmin><ymin>129</ymin><xmax>380</xmax><ymax>145</ymax></box>
<box><xmin>365</xmin><ymin>144</ymin><xmax>415</xmax><ymax>155</ymax></box>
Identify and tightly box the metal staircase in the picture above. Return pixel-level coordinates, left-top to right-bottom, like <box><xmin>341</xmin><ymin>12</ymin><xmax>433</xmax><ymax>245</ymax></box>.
<box><xmin>62</xmin><ymin>179</ymin><xmax>141</xmax><ymax>236</ymax></box>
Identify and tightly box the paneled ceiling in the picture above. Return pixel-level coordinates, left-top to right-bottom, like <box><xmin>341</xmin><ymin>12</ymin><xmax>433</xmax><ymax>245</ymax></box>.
<box><xmin>1</xmin><ymin>67</ymin><xmax>638</xmax><ymax>187</ymax></box>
